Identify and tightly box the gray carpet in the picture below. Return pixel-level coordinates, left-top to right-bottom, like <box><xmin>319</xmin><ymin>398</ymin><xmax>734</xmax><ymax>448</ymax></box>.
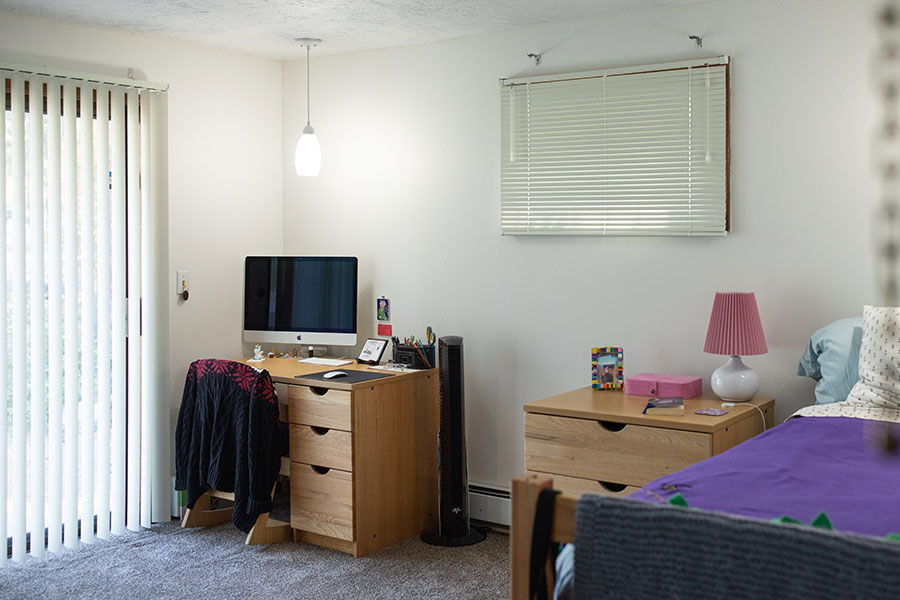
<box><xmin>1</xmin><ymin>521</ymin><xmax>510</xmax><ymax>599</ymax></box>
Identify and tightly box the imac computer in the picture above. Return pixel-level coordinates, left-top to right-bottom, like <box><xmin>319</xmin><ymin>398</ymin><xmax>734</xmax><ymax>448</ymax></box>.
<box><xmin>243</xmin><ymin>256</ymin><xmax>358</xmax><ymax>346</ymax></box>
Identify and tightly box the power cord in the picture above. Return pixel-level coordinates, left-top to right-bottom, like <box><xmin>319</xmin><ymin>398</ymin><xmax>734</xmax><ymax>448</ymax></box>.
<box><xmin>721</xmin><ymin>402</ymin><xmax>767</xmax><ymax>432</ymax></box>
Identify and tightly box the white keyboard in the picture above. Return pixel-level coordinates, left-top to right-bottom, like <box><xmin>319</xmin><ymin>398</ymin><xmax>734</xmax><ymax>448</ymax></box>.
<box><xmin>297</xmin><ymin>357</ymin><xmax>353</xmax><ymax>366</ymax></box>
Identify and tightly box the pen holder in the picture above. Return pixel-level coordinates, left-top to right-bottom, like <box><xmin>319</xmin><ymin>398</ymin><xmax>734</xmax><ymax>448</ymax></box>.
<box><xmin>393</xmin><ymin>344</ymin><xmax>435</xmax><ymax>369</ymax></box>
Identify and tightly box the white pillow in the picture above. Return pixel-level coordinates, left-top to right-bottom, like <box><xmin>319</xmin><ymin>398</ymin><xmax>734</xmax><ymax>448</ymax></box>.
<box><xmin>846</xmin><ymin>305</ymin><xmax>900</xmax><ymax>409</ymax></box>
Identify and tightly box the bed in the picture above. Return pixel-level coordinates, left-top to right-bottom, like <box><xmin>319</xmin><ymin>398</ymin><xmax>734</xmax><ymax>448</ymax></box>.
<box><xmin>510</xmin><ymin>308</ymin><xmax>900</xmax><ymax>599</ymax></box>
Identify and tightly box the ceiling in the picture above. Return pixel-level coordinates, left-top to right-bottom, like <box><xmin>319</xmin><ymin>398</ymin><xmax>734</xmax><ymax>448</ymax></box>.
<box><xmin>0</xmin><ymin>0</ymin><xmax>704</xmax><ymax>60</ymax></box>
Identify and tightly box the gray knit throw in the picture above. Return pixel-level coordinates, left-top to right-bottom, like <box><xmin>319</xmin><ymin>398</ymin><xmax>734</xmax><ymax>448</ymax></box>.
<box><xmin>574</xmin><ymin>495</ymin><xmax>900</xmax><ymax>600</ymax></box>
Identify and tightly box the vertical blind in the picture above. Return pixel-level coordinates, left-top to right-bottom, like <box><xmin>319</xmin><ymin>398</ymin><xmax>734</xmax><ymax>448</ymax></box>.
<box><xmin>500</xmin><ymin>57</ymin><xmax>730</xmax><ymax>236</ymax></box>
<box><xmin>2</xmin><ymin>64</ymin><xmax>169</xmax><ymax>564</ymax></box>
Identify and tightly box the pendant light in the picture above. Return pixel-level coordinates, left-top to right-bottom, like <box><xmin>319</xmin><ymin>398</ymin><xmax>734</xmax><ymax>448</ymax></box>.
<box><xmin>295</xmin><ymin>37</ymin><xmax>322</xmax><ymax>177</ymax></box>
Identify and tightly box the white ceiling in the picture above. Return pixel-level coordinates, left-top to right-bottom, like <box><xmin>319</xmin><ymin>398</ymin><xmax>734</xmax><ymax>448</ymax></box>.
<box><xmin>0</xmin><ymin>0</ymin><xmax>704</xmax><ymax>60</ymax></box>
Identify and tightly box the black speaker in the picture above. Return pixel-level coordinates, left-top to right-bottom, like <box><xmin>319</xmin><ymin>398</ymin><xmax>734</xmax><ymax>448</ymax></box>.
<box><xmin>421</xmin><ymin>335</ymin><xmax>487</xmax><ymax>547</ymax></box>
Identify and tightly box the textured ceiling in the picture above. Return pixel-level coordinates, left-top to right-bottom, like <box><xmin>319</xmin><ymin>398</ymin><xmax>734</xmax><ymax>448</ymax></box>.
<box><xmin>0</xmin><ymin>0</ymin><xmax>703</xmax><ymax>60</ymax></box>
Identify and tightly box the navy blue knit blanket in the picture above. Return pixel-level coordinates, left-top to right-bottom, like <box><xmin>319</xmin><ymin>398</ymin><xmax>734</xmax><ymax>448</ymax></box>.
<box><xmin>175</xmin><ymin>359</ymin><xmax>285</xmax><ymax>533</ymax></box>
<box><xmin>574</xmin><ymin>495</ymin><xmax>900</xmax><ymax>600</ymax></box>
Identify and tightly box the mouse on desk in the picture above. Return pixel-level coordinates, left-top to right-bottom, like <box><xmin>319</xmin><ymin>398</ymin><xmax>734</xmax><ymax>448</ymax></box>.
<box><xmin>323</xmin><ymin>370</ymin><xmax>348</xmax><ymax>379</ymax></box>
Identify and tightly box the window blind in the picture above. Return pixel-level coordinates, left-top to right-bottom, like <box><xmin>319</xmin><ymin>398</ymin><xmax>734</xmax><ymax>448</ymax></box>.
<box><xmin>2</xmin><ymin>64</ymin><xmax>169</xmax><ymax>564</ymax></box>
<box><xmin>500</xmin><ymin>57</ymin><xmax>730</xmax><ymax>236</ymax></box>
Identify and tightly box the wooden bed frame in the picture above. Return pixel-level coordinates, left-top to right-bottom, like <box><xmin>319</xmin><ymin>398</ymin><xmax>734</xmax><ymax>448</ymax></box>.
<box><xmin>510</xmin><ymin>473</ymin><xmax>575</xmax><ymax>600</ymax></box>
<box><xmin>510</xmin><ymin>459</ymin><xmax>900</xmax><ymax>600</ymax></box>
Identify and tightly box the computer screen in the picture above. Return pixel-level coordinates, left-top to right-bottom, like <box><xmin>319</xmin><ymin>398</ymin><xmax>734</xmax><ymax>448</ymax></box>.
<box><xmin>243</xmin><ymin>256</ymin><xmax>358</xmax><ymax>346</ymax></box>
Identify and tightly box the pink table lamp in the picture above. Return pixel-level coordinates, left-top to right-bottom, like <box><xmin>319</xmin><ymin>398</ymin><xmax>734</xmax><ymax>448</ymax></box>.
<box><xmin>703</xmin><ymin>292</ymin><xmax>768</xmax><ymax>401</ymax></box>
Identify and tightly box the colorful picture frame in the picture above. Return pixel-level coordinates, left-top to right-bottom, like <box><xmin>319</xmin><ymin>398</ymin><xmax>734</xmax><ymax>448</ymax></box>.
<box><xmin>592</xmin><ymin>347</ymin><xmax>624</xmax><ymax>390</ymax></box>
<box><xmin>377</xmin><ymin>297</ymin><xmax>390</xmax><ymax>322</ymax></box>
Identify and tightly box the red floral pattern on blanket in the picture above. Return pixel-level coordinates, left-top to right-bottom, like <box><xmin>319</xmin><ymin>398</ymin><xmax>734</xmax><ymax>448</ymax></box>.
<box><xmin>191</xmin><ymin>359</ymin><xmax>277</xmax><ymax>406</ymax></box>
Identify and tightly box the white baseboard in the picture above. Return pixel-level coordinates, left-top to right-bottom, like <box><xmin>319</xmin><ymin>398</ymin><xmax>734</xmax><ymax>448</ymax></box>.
<box><xmin>469</xmin><ymin>484</ymin><xmax>510</xmax><ymax>527</ymax></box>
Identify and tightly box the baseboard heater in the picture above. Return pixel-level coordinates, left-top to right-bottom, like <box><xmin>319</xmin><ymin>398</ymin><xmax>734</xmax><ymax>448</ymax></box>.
<box><xmin>468</xmin><ymin>483</ymin><xmax>510</xmax><ymax>527</ymax></box>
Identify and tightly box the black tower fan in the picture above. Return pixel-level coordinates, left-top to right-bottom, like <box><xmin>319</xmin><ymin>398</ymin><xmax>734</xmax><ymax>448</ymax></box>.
<box><xmin>421</xmin><ymin>336</ymin><xmax>487</xmax><ymax>546</ymax></box>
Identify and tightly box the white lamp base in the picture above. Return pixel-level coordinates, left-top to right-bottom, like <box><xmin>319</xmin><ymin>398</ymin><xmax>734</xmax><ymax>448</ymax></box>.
<box><xmin>710</xmin><ymin>355</ymin><xmax>759</xmax><ymax>402</ymax></box>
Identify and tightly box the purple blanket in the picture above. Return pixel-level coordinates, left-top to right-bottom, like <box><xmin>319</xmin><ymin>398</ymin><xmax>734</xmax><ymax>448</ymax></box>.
<box><xmin>631</xmin><ymin>416</ymin><xmax>900</xmax><ymax>538</ymax></box>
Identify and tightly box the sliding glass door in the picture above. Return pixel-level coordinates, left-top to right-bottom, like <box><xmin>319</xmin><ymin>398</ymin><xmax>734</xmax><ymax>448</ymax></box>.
<box><xmin>2</xmin><ymin>67</ymin><xmax>168</xmax><ymax>564</ymax></box>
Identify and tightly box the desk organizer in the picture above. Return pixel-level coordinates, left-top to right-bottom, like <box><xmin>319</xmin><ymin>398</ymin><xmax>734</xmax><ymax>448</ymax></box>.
<box><xmin>625</xmin><ymin>373</ymin><xmax>702</xmax><ymax>399</ymax></box>
<box><xmin>392</xmin><ymin>344</ymin><xmax>435</xmax><ymax>369</ymax></box>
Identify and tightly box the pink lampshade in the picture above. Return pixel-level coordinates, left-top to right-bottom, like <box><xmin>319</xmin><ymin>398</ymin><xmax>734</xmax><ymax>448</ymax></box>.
<box><xmin>703</xmin><ymin>292</ymin><xmax>768</xmax><ymax>356</ymax></box>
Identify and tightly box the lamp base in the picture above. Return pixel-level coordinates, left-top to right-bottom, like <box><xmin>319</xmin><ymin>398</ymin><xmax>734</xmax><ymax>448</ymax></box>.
<box><xmin>710</xmin><ymin>356</ymin><xmax>759</xmax><ymax>402</ymax></box>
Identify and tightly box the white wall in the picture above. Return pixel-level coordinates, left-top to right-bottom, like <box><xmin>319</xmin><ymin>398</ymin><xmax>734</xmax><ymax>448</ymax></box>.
<box><xmin>282</xmin><ymin>0</ymin><xmax>880</xmax><ymax>489</ymax></box>
<box><xmin>1</xmin><ymin>0</ymin><xmax>882</xmax><ymax>495</ymax></box>
<box><xmin>0</xmin><ymin>12</ymin><xmax>284</xmax><ymax>447</ymax></box>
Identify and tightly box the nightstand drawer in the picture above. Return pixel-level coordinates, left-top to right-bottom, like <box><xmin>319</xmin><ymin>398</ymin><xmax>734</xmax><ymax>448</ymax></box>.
<box><xmin>526</xmin><ymin>471</ymin><xmax>641</xmax><ymax>498</ymax></box>
<box><xmin>291</xmin><ymin>462</ymin><xmax>354</xmax><ymax>541</ymax></box>
<box><xmin>289</xmin><ymin>385</ymin><xmax>352</xmax><ymax>431</ymax></box>
<box><xmin>525</xmin><ymin>413</ymin><xmax>710</xmax><ymax>487</ymax></box>
<box><xmin>290</xmin><ymin>423</ymin><xmax>353</xmax><ymax>471</ymax></box>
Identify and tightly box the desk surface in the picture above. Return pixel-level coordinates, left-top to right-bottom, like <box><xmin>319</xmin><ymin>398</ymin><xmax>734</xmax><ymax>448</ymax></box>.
<box><xmin>524</xmin><ymin>388</ymin><xmax>774</xmax><ymax>434</ymax></box>
<box><xmin>239</xmin><ymin>356</ymin><xmax>435</xmax><ymax>391</ymax></box>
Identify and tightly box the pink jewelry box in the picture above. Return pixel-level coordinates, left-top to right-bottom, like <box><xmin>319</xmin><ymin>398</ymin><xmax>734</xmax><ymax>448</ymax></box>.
<box><xmin>625</xmin><ymin>373</ymin><xmax>703</xmax><ymax>399</ymax></box>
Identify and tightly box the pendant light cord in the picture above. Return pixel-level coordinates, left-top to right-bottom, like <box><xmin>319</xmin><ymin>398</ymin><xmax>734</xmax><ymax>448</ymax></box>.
<box><xmin>306</xmin><ymin>44</ymin><xmax>311</xmax><ymax>125</ymax></box>
<box><xmin>296</xmin><ymin>38</ymin><xmax>320</xmax><ymax>127</ymax></box>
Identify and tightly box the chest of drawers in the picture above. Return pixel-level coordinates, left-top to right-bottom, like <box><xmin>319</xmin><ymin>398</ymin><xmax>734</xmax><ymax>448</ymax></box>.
<box><xmin>254</xmin><ymin>358</ymin><xmax>439</xmax><ymax>557</ymax></box>
<box><xmin>524</xmin><ymin>388</ymin><xmax>774</xmax><ymax>497</ymax></box>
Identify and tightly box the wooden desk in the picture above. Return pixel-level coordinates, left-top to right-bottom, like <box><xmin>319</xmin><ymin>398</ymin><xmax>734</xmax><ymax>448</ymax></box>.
<box><xmin>243</xmin><ymin>357</ymin><xmax>439</xmax><ymax>557</ymax></box>
<box><xmin>523</xmin><ymin>388</ymin><xmax>775</xmax><ymax>497</ymax></box>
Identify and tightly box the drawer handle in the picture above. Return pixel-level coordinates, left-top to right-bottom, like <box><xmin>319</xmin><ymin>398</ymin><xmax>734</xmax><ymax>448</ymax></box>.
<box><xmin>310</xmin><ymin>386</ymin><xmax>329</xmax><ymax>396</ymax></box>
<box><xmin>311</xmin><ymin>426</ymin><xmax>330</xmax><ymax>436</ymax></box>
<box><xmin>599</xmin><ymin>481</ymin><xmax>628</xmax><ymax>493</ymax></box>
<box><xmin>311</xmin><ymin>465</ymin><xmax>331</xmax><ymax>475</ymax></box>
<box><xmin>598</xmin><ymin>420</ymin><xmax>627</xmax><ymax>432</ymax></box>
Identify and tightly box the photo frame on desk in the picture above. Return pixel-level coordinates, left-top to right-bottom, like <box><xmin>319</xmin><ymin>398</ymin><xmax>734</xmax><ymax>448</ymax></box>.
<box><xmin>592</xmin><ymin>346</ymin><xmax>624</xmax><ymax>390</ymax></box>
<box><xmin>357</xmin><ymin>338</ymin><xmax>388</xmax><ymax>365</ymax></box>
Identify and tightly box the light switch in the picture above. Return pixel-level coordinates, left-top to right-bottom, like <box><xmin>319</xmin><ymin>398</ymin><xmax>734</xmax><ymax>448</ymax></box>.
<box><xmin>176</xmin><ymin>270</ymin><xmax>190</xmax><ymax>299</ymax></box>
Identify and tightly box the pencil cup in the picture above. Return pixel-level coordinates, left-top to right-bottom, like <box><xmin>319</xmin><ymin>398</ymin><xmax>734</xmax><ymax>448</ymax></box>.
<box><xmin>393</xmin><ymin>344</ymin><xmax>435</xmax><ymax>369</ymax></box>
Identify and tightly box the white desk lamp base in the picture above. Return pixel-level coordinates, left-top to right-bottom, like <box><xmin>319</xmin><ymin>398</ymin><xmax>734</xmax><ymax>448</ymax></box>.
<box><xmin>710</xmin><ymin>355</ymin><xmax>759</xmax><ymax>402</ymax></box>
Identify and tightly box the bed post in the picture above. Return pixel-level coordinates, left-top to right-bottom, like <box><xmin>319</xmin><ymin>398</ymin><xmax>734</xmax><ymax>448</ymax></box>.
<box><xmin>511</xmin><ymin>473</ymin><xmax>555</xmax><ymax>600</ymax></box>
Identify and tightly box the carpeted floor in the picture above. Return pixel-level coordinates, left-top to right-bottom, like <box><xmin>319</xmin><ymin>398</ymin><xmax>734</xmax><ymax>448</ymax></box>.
<box><xmin>1</xmin><ymin>521</ymin><xmax>510</xmax><ymax>599</ymax></box>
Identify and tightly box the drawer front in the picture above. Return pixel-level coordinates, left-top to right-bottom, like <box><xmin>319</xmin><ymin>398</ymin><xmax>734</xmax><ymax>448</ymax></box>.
<box><xmin>525</xmin><ymin>471</ymin><xmax>641</xmax><ymax>498</ymax></box>
<box><xmin>289</xmin><ymin>385</ymin><xmax>352</xmax><ymax>431</ymax></box>
<box><xmin>290</xmin><ymin>423</ymin><xmax>353</xmax><ymax>471</ymax></box>
<box><xmin>290</xmin><ymin>462</ymin><xmax>354</xmax><ymax>541</ymax></box>
<box><xmin>524</xmin><ymin>413</ymin><xmax>711</xmax><ymax>487</ymax></box>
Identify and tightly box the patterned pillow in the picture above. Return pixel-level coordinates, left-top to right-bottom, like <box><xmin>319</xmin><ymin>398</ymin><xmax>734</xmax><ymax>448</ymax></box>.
<box><xmin>846</xmin><ymin>305</ymin><xmax>900</xmax><ymax>409</ymax></box>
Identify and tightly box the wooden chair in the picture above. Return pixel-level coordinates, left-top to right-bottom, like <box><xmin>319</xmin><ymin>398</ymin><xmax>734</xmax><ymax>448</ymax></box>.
<box><xmin>177</xmin><ymin>361</ymin><xmax>293</xmax><ymax>546</ymax></box>
<box><xmin>182</xmin><ymin>456</ymin><xmax>292</xmax><ymax>545</ymax></box>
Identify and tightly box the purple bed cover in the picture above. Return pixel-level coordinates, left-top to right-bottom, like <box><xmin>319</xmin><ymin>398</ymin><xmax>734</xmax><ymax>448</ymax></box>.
<box><xmin>630</xmin><ymin>416</ymin><xmax>900</xmax><ymax>538</ymax></box>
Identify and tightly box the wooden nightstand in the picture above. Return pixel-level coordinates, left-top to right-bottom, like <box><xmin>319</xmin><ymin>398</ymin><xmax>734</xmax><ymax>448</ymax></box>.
<box><xmin>523</xmin><ymin>388</ymin><xmax>774</xmax><ymax>497</ymax></box>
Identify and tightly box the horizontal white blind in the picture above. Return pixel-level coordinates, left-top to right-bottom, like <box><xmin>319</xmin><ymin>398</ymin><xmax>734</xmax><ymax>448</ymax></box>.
<box><xmin>500</xmin><ymin>59</ymin><xmax>729</xmax><ymax>236</ymax></box>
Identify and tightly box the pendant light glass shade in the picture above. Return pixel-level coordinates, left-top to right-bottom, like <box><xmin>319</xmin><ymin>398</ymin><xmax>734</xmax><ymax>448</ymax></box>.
<box><xmin>295</xmin><ymin>123</ymin><xmax>321</xmax><ymax>177</ymax></box>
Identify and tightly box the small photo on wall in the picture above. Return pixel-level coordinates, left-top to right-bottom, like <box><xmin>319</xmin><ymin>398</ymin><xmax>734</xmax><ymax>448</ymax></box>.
<box><xmin>377</xmin><ymin>297</ymin><xmax>390</xmax><ymax>322</ymax></box>
<box><xmin>592</xmin><ymin>347</ymin><xmax>624</xmax><ymax>390</ymax></box>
